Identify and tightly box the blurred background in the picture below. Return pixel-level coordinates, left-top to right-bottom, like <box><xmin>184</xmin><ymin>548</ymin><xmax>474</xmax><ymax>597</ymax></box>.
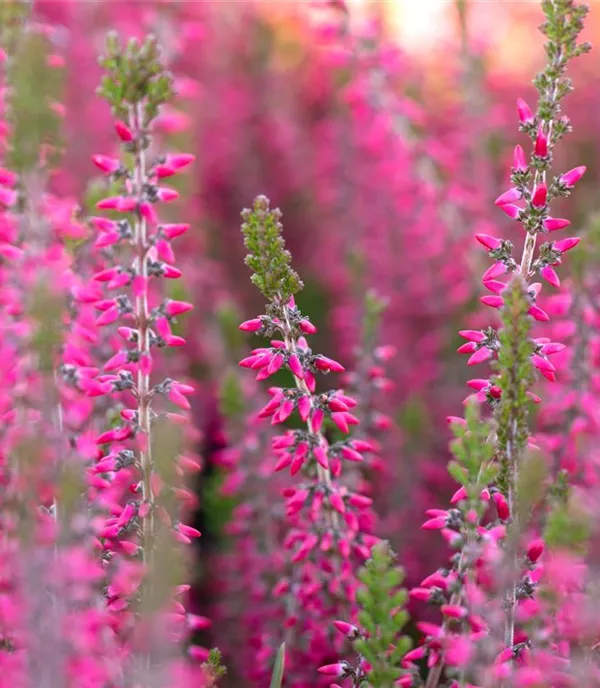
<box><xmin>20</xmin><ymin>0</ymin><xmax>600</xmax><ymax>684</ymax></box>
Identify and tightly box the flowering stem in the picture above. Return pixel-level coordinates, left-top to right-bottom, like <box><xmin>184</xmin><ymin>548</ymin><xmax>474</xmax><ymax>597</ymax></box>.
<box><xmin>519</xmin><ymin>232</ymin><xmax>537</xmax><ymax>277</ymax></box>
<box><xmin>130</xmin><ymin>101</ymin><xmax>155</xmax><ymax>566</ymax></box>
<box><xmin>280</xmin><ymin>299</ymin><xmax>338</xmax><ymax>528</ymax></box>
<box><xmin>94</xmin><ymin>33</ymin><xmax>198</xmax><ymax>638</ymax></box>
<box><xmin>240</xmin><ymin>196</ymin><xmax>377</xmax><ymax>681</ymax></box>
<box><xmin>518</xmin><ymin>47</ymin><xmax>560</xmax><ymax>279</ymax></box>
<box><xmin>498</xmin><ymin>0</ymin><xmax>590</xmax><ymax>649</ymax></box>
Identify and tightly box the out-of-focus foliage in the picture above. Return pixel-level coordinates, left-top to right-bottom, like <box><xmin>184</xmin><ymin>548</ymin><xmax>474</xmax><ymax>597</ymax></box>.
<box><xmin>3</xmin><ymin>0</ymin><xmax>600</xmax><ymax>685</ymax></box>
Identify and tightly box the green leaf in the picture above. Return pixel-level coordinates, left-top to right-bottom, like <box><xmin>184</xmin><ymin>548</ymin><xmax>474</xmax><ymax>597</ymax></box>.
<box><xmin>269</xmin><ymin>643</ymin><xmax>285</xmax><ymax>688</ymax></box>
<box><xmin>97</xmin><ymin>31</ymin><xmax>173</xmax><ymax>123</ymax></box>
<box><xmin>353</xmin><ymin>542</ymin><xmax>412</xmax><ymax>687</ymax></box>
<box><xmin>357</xmin><ymin>610</ymin><xmax>376</xmax><ymax>634</ymax></box>
<box><xmin>241</xmin><ymin>195</ymin><xmax>303</xmax><ymax>302</ymax></box>
<box><xmin>493</xmin><ymin>276</ymin><xmax>535</xmax><ymax>497</ymax></box>
<box><xmin>448</xmin><ymin>460</ymin><xmax>469</xmax><ymax>486</ymax></box>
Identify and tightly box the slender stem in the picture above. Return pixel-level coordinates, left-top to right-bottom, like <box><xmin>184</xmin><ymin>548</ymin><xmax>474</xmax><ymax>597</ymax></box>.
<box><xmin>424</xmin><ymin>661</ymin><xmax>443</xmax><ymax>688</ymax></box>
<box><xmin>507</xmin><ymin>45</ymin><xmax>560</xmax><ymax>645</ymax></box>
<box><xmin>519</xmin><ymin>230</ymin><xmax>538</xmax><ymax>277</ymax></box>
<box><xmin>131</xmin><ymin>103</ymin><xmax>154</xmax><ymax>566</ymax></box>
<box><xmin>503</xmin><ymin>417</ymin><xmax>519</xmax><ymax>649</ymax></box>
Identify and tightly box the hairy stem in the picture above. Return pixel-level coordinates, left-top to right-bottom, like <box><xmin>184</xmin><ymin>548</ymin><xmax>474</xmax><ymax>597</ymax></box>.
<box><xmin>131</xmin><ymin>102</ymin><xmax>154</xmax><ymax>567</ymax></box>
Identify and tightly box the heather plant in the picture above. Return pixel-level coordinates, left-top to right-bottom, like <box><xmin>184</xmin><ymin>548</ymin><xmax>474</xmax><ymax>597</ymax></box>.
<box><xmin>4</xmin><ymin>20</ymin><xmax>212</xmax><ymax>686</ymax></box>
<box><xmin>317</xmin><ymin>542</ymin><xmax>412</xmax><ymax>687</ymax></box>
<box><xmin>26</xmin><ymin>7</ymin><xmax>585</xmax><ymax>614</ymax></box>
<box><xmin>88</xmin><ymin>31</ymin><xmax>211</xmax><ymax>683</ymax></box>
<box><xmin>410</xmin><ymin>1</ymin><xmax>592</xmax><ymax>686</ymax></box>
<box><xmin>238</xmin><ymin>195</ymin><xmax>379</xmax><ymax>684</ymax></box>
<box><xmin>0</xmin><ymin>10</ymin><xmax>94</xmax><ymax>685</ymax></box>
<box><xmin>210</xmin><ymin>291</ymin><xmax>395</xmax><ymax>684</ymax></box>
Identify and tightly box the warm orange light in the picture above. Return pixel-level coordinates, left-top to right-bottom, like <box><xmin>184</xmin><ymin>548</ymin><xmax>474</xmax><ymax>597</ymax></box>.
<box><xmin>376</xmin><ymin>0</ymin><xmax>547</xmax><ymax>78</ymax></box>
<box><xmin>389</xmin><ymin>0</ymin><xmax>452</xmax><ymax>50</ymax></box>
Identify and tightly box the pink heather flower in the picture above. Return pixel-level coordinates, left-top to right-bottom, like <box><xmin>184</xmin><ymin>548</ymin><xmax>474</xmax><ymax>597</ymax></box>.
<box><xmin>164</xmin><ymin>299</ymin><xmax>194</xmax><ymax>317</ymax></box>
<box><xmin>422</xmin><ymin>516</ymin><xmax>447</xmax><ymax>530</ymax></box>
<box><xmin>161</xmin><ymin>222</ymin><xmax>190</xmax><ymax>239</ymax></box>
<box><xmin>417</xmin><ymin>622</ymin><xmax>444</xmax><ymax>639</ymax></box>
<box><xmin>340</xmin><ymin>445</ymin><xmax>364</xmax><ymax>462</ymax></box>
<box><xmin>475</xmin><ymin>234</ymin><xmax>501</xmax><ymax>251</ymax></box>
<box><xmin>553</xmin><ymin>237</ymin><xmax>580</xmax><ymax>253</ymax></box>
<box><xmin>288</xmin><ymin>354</ymin><xmax>304</xmax><ymax>379</ymax></box>
<box><xmin>480</xmin><ymin>295</ymin><xmax>504</xmax><ymax>309</ymax></box>
<box><xmin>467</xmin><ymin>347</ymin><xmax>492</xmax><ymax>366</ymax></box>
<box><xmin>495</xmin><ymin>187</ymin><xmax>521</xmax><ymax>206</ymax></box>
<box><xmin>404</xmin><ymin>647</ymin><xmax>427</xmax><ymax>663</ymax></box>
<box><xmin>410</xmin><ymin>587</ymin><xmax>433</xmax><ymax>601</ymax></box>
<box><xmin>516</xmin><ymin>97</ymin><xmax>534</xmax><ymax>124</ymax></box>
<box><xmin>95</xmin><ymin>304</ymin><xmax>120</xmax><ymax>326</ymax></box>
<box><xmin>96</xmin><ymin>426</ymin><xmax>133</xmax><ymax>445</ymax></box>
<box><xmin>457</xmin><ymin>341</ymin><xmax>477</xmax><ymax>354</ymax></box>
<box><xmin>513</xmin><ymin>144</ymin><xmax>528</xmax><ymax>171</ymax></box>
<box><xmin>498</xmin><ymin>203</ymin><xmax>521</xmax><ymax>219</ymax></box>
<box><xmin>450</xmin><ymin>486</ymin><xmax>468</xmax><ymax>504</ymax></box>
<box><xmin>95</xmin><ymin>230</ymin><xmax>120</xmax><ymax>249</ymax></box>
<box><xmin>79</xmin><ymin>377</ymin><xmax>113</xmax><ymax>397</ymax></box>
<box><xmin>89</xmin><ymin>216</ymin><xmax>117</xmax><ymax>232</ymax></box>
<box><xmin>528</xmin><ymin>304</ymin><xmax>550</xmax><ymax>322</ymax></box>
<box><xmin>188</xmin><ymin>614</ymin><xmax>212</xmax><ymax>631</ymax></box>
<box><xmin>114</xmin><ymin>119</ymin><xmax>134</xmax><ymax>141</ymax></box>
<box><xmin>495</xmin><ymin>647</ymin><xmax>515</xmax><ymax>664</ymax></box>
<box><xmin>154</xmin><ymin>153</ymin><xmax>195</xmax><ymax>177</ymax></box>
<box><xmin>492</xmin><ymin>492</ymin><xmax>510</xmax><ymax>520</ymax></box>
<box><xmin>0</xmin><ymin>243</ymin><xmax>22</xmax><ymax>260</ymax></box>
<box><xmin>559</xmin><ymin>165</ymin><xmax>586</xmax><ymax>188</ymax></box>
<box><xmin>237</xmin><ymin>196</ymin><xmax>381</xmax><ymax>681</ymax></box>
<box><xmin>239</xmin><ymin>318</ymin><xmax>262</xmax><ymax>332</ymax></box>
<box><xmin>156</xmin><ymin>186</ymin><xmax>180</xmax><ymax>202</ymax></box>
<box><xmin>482</xmin><ymin>262</ymin><xmax>509</xmax><ymax>281</ymax></box>
<box><xmin>483</xmin><ymin>279</ymin><xmax>506</xmax><ymax>295</ymax></box>
<box><xmin>527</xmin><ymin>538</ymin><xmax>545</xmax><ymax>563</ymax></box>
<box><xmin>534</xmin><ymin>125</ymin><xmax>549</xmax><ymax>157</ymax></box>
<box><xmin>81</xmin><ymin>38</ymin><xmax>204</xmax><ymax>677</ymax></box>
<box><xmin>531</xmin><ymin>184</ymin><xmax>547</xmax><ymax>208</ymax></box>
<box><xmin>421</xmin><ymin>572</ymin><xmax>450</xmax><ymax>590</ymax></box>
<box><xmin>459</xmin><ymin>330</ymin><xmax>487</xmax><ymax>343</ymax></box>
<box><xmin>96</xmin><ymin>195</ymin><xmax>137</xmax><ymax>212</ymax></box>
<box><xmin>140</xmin><ymin>201</ymin><xmax>158</xmax><ymax>223</ymax></box>
<box><xmin>314</xmin><ymin>355</ymin><xmax>345</xmax><ymax>372</ymax></box>
<box><xmin>543</xmin><ymin>217</ymin><xmax>571</xmax><ymax>232</ymax></box>
<box><xmin>541</xmin><ymin>265</ymin><xmax>560</xmax><ymax>288</ymax></box>
<box><xmin>299</xmin><ymin>318</ymin><xmax>317</xmax><ymax>334</ymax></box>
<box><xmin>538</xmin><ymin>341</ymin><xmax>565</xmax><ymax>355</ymax></box>
<box><xmin>531</xmin><ymin>353</ymin><xmax>556</xmax><ymax>374</ymax></box>
<box><xmin>92</xmin><ymin>154</ymin><xmax>122</xmax><ymax>174</ymax></box>
<box><xmin>318</xmin><ymin>662</ymin><xmax>349</xmax><ymax>677</ymax></box>
<box><xmin>176</xmin><ymin>523</ymin><xmax>202</xmax><ymax>540</ymax></box>
<box><xmin>333</xmin><ymin>620</ymin><xmax>360</xmax><ymax>639</ymax></box>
